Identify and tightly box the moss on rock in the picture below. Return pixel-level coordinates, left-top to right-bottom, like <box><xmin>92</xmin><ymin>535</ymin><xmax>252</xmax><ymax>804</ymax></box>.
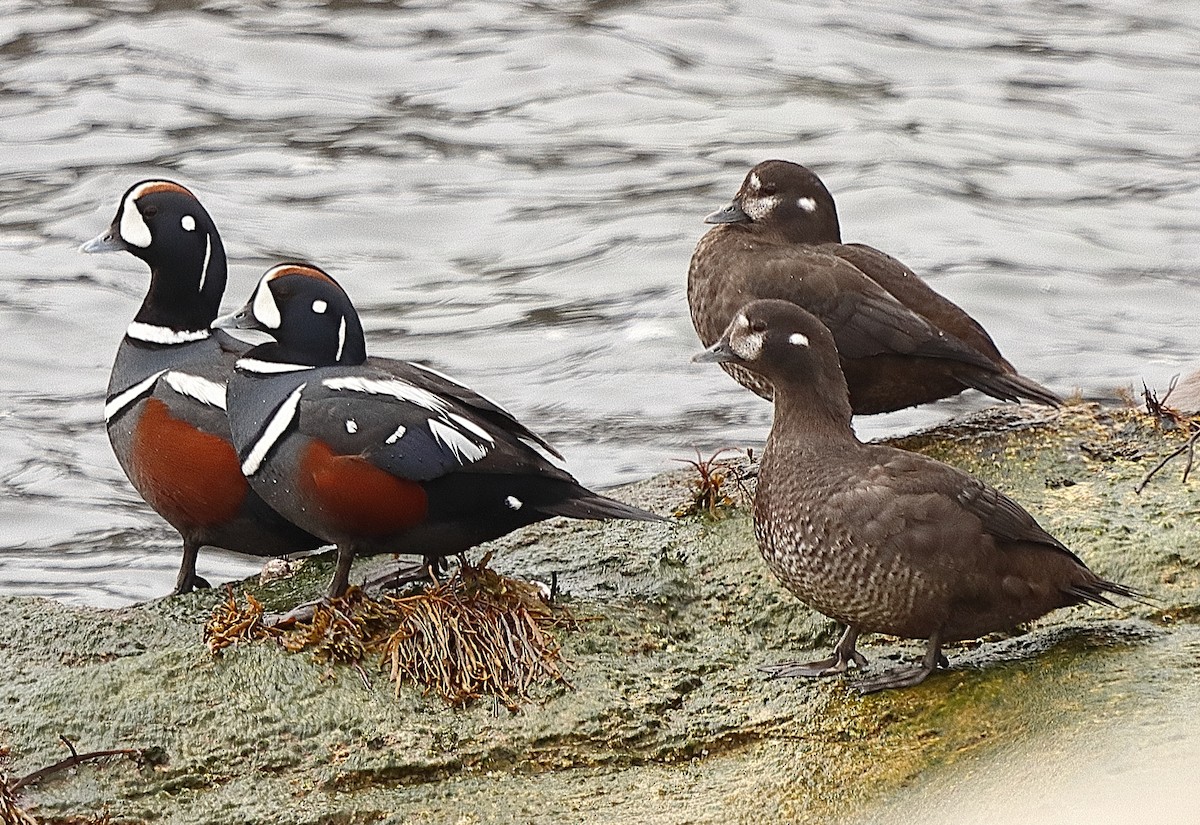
<box><xmin>2</xmin><ymin>402</ymin><xmax>1197</xmax><ymax>824</ymax></box>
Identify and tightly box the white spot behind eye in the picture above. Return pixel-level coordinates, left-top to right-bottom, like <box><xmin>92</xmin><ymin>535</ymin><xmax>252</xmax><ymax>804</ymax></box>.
<box><xmin>312</xmin><ymin>300</ymin><xmax>328</xmax><ymax>314</ymax></box>
<box><xmin>345</xmin><ymin>418</ymin><xmax>358</xmax><ymax>433</ymax></box>
<box><xmin>181</xmin><ymin>215</ymin><xmax>196</xmax><ymax>231</ymax></box>
<box><xmin>505</xmin><ymin>496</ymin><xmax>523</xmax><ymax>511</ymax></box>
<box><xmin>119</xmin><ymin>193</ymin><xmax>152</xmax><ymax>248</ymax></box>
<box><xmin>789</xmin><ymin>332</ymin><xmax>810</xmax><ymax>347</ymax></box>
<box><xmin>252</xmin><ymin>281</ymin><xmax>281</xmax><ymax>329</ymax></box>
<box><xmin>797</xmin><ymin>197</ymin><xmax>817</xmax><ymax>213</ymax></box>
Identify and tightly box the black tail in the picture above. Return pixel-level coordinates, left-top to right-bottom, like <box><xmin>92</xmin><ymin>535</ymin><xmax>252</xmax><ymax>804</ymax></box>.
<box><xmin>958</xmin><ymin>368</ymin><xmax>1063</xmax><ymax>408</ymax></box>
<box><xmin>540</xmin><ymin>490</ymin><xmax>667</xmax><ymax>523</ymax></box>
<box><xmin>1066</xmin><ymin>577</ymin><xmax>1151</xmax><ymax>609</ymax></box>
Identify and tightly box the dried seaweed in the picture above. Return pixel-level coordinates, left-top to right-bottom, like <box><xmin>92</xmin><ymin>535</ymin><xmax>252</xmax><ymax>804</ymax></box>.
<box><xmin>1137</xmin><ymin>381</ymin><xmax>1200</xmax><ymax>493</ymax></box>
<box><xmin>204</xmin><ymin>558</ymin><xmax>579</xmax><ymax>711</ymax></box>
<box><xmin>1</xmin><ymin>745</ymin><xmax>37</xmax><ymax>825</ymax></box>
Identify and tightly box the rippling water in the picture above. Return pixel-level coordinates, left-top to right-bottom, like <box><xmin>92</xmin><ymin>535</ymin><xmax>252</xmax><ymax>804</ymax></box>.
<box><xmin>1</xmin><ymin>0</ymin><xmax>1198</xmax><ymax>606</ymax></box>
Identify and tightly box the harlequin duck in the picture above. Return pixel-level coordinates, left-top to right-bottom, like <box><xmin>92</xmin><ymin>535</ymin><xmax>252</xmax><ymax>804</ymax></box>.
<box><xmin>695</xmin><ymin>299</ymin><xmax>1135</xmax><ymax>692</ymax></box>
<box><xmin>689</xmin><ymin>159</ymin><xmax>1062</xmax><ymax>414</ymax></box>
<box><xmin>220</xmin><ymin>263</ymin><xmax>664</xmax><ymax>600</ymax></box>
<box><xmin>82</xmin><ymin>180</ymin><xmax>323</xmax><ymax>594</ymax></box>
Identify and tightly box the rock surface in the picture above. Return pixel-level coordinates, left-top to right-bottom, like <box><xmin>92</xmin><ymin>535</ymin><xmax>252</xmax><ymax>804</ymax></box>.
<box><xmin>2</xmin><ymin>403</ymin><xmax>1198</xmax><ymax>824</ymax></box>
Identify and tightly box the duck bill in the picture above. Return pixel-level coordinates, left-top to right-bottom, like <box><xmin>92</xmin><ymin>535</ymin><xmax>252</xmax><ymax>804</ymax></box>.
<box><xmin>80</xmin><ymin>225</ymin><xmax>128</xmax><ymax>254</ymax></box>
<box><xmin>693</xmin><ymin>339</ymin><xmax>738</xmax><ymax>364</ymax></box>
<box><xmin>213</xmin><ymin>301</ymin><xmax>265</xmax><ymax>332</ymax></box>
<box><xmin>704</xmin><ymin>201</ymin><xmax>750</xmax><ymax>224</ymax></box>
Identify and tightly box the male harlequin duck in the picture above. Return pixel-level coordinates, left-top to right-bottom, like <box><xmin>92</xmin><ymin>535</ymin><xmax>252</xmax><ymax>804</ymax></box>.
<box><xmin>695</xmin><ymin>299</ymin><xmax>1135</xmax><ymax>692</ymax></box>
<box><xmin>688</xmin><ymin>159</ymin><xmax>1062</xmax><ymax>414</ymax></box>
<box><xmin>220</xmin><ymin>263</ymin><xmax>664</xmax><ymax>600</ymax></box>
<box><xmin>82</xmin><ymin>181</ymin><xmax>323</xmax><ymax>594</ymax></box>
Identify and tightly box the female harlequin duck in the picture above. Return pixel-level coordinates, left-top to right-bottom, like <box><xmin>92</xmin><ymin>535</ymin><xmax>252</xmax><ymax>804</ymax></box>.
<box><xmin>82</xmin><ymin>181</ymin><xmax>323</xmax><ymax>594</ymax></box>
<box><xmin>688</xmin><ymin>159</ymin><xmax>1061</xmax><ymax>414</ymax></box>
<box><xmin>695</xmin><ymin>299</ymin><xmax>1135</xmax><ymax>692</ymax></box>
<box><xmin>220</xmin><ymin>263</ymin><xmax>664</xmax><ymax>601</ymax></box>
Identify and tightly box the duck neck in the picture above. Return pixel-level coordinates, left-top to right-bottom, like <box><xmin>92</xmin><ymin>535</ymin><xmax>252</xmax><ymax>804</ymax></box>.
<box><xmin>766</xmin><ymin>379</ymin><xmax>858</xmax><ymax>455</ymax></box>
<box><xmin>134</xmin><ymin>232</ymin><xmax>227</xmax><ymax>333</ymax></box>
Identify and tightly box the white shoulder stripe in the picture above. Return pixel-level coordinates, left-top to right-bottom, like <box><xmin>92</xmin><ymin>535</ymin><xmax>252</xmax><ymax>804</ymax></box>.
<box><xmin>126</xmin><ymin>322</ymin><xmax>210</xmax><ymax>345</ymax></box>
<box><xmin>407</xmin><ymin>361</ymin><xmax>513</xmax><ymax>416</ymax></box>
<box><xmin>163</xmin><ymin>371</ymin><xmax>227</xmax><ymax>410</ymax></box>
<box><xmin>236</xmin><ymin>358</ymin><xmax>314</xmax><ymax>374</ymax></box>
<box><xmin>446</xmin><ymin>412</ymin><xmax>495</xmax><ymax>445</ymax></box>
<box><xmin>322</xmin><ymin>376</ymin><xmax>447</xmax><ymax>413</ymax></box>
<box><xmin>428</xmin><ymin>419</ymin><xmax>489</xmax><ymax>464</ymax></box>
<box><xmin>104</xmin><ymin>370</ymin><xmax>167</xmax><ymax>422</ymax></box>
<box><xmin>241</xmin><ymin>383</ymin><xmax>306</xmax><ymax>477</ymax></box>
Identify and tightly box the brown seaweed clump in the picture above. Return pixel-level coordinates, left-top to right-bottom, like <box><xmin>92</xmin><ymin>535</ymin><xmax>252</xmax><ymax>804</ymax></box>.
<box><xmin>2</xmin><ymin>746</ymin><xmax>38</xmax><ymax>825</ymax></box>
<box><xmin>204</xmin><ymin>558</ymin><xmax>578</xmax><ymax>711</ymax></box>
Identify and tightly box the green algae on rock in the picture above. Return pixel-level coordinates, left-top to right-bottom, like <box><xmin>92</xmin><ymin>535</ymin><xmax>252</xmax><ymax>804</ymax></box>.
<box><xmin>1</xmin><ymin>403</ymin><xmax>1196</xmax><ymax>824</ymax></box>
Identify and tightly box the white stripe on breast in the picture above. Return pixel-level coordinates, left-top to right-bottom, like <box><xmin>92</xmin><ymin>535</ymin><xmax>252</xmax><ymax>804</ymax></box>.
<box><xmin>241</xmin><ymin>383</ymin><xmax>306</xmax><ymax>477</ymax></box>
<box><xmin>104</xmin><ymin>370</ymin><xmax>167</xmax><ymax>423</ymax></box>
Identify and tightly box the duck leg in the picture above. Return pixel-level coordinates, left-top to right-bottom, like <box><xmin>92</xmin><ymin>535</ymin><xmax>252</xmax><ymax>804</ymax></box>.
<box><xmin>760</xmin><ymin>625</ymin><xmax>868</xmax><ymax>678</ymax></box>
<box><xmin>853</xmin><ymin>632</ymin><xmax>945</xmax><ymax>694</ymax></box>
<box><xmin>171</xmin><ymin>541</ymin><xmax>211</xmax><ymax>595</ymax></box>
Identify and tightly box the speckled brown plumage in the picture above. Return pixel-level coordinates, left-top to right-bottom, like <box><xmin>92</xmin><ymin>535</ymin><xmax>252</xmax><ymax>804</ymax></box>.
<box><xmin>695</xmin><ymin>299</ymin><xmax>1135</xmax><ymax>692</ymax></box>
<box><xmin>688</xmin><ymin>159</ymin><xmax>1061</xmax><ymax>414</ymax></box>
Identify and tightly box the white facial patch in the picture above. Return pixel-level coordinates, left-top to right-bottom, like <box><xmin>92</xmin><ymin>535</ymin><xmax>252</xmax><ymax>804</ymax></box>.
<box><xmin>788</xmin><ymin>332</ymin><xmax>810</xmax><ymax>347</ymax></box>
<box><xmin>729</xmin><ymin>314</ymin><xmax>765</xmax><ymax>361</ymax></box>
<box><xmin>164</xmin><ymin>371</ymin><xmax>227</xmax><ymax>410</ymax></box>
<box><xmin>797</xmin><ymin>197</ymin><xmax>817</xmax><ymax>213</ymax></box>
<box><xmin>322</xmin><ymin>377</ymin><xmax>448</xmax><ymax>414</ymax></box>
<box><xmin>312</xmin><ymin>300</ymin><xmax>327</xmax><ymax>314</ymax></box>
<box><xmin>428</xmin><ymin>419</ymin><xmax>489</xmax><ymax>464</ymax></box>
<box><xmin>242</xmin><ymin>383</ymin><xmax>306</xmax><ymax>476</ymax></box>
<box><xmin>181</xmin><ymin>215</ymin><xmax>196</xmax><ymax>231</ymax></box>
<box><xmin>741</xmin><ymin>195</ymin><xmax>781</xmax><ymax>222</ymax></box>
<box><xmin>384</xmin><ymin>425</ymin><xmax>407</xmax><ymax>445</ymax></box>
<box><xmin>749</xmin><ymin>172</ymin><xmax>761</xmax><ymax>191</ymax></box>
<box><xmin>104</xmin><ymin>370</ymin><xmax>167</xmax><ymax>423</ymax></box>
<box><xmin>505</xmin><ymin>496</ymin><xmax>523</xmax><ymax>511</ymax></box>
<box><xmin>119</xmin><ymin>190</ymin><xmax>153</xmax><ymax>249</ymax></box>
<box><xmin>252</xmin><ymin>280</ymin><xmax>282</xmax><ymax>329</ymax></box>
<box><xmin>345</xmin><ymin>418</ymin><xmax>358</xmax><ymax>434</ymax></box>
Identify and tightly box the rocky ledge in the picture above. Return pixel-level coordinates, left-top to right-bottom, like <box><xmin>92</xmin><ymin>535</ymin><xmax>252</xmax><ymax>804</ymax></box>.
<box><xmin>2</xmin><ymin>403</ymin><xmax>1198</xmax><ymax>824</ymax></box>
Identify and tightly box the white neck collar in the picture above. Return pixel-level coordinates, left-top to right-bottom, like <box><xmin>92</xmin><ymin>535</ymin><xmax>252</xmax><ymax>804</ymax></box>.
<box><xmin>127</xmin><ymin>322</ymin><xmax>210</xmax><ymax>345</ymax></box>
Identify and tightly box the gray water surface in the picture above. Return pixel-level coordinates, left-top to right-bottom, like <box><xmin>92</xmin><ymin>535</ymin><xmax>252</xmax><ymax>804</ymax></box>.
<box><xmin>1</xmin><ymin>0</ymin><xmax>1198</xmax><ymax>606</ymax></box>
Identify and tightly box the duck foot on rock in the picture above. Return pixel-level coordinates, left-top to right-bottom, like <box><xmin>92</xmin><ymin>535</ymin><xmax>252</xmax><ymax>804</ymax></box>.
<box><xmin>853</xmin><ymin>636</ymin><xmax>947</xmax><ymax>694</ymax></box>
<box><xmin>761</xmin><ymin>625</ymin><xmax>867</xmax><ymax>678</ymax></box>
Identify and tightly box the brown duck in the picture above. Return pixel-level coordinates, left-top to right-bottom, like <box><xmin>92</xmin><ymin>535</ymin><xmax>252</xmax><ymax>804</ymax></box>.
<box><xmin>695</xmin><ymin>299</ymin><xmax>1135</xmax><ymax>692</ymax></box>
<box><xmin>688</xmin><ymin>159</ymin><xmax>1061</xmax><ymax>414</ymax></box>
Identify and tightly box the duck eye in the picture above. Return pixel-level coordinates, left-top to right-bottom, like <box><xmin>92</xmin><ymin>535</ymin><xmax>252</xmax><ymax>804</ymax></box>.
<box><xmin>142</xmin><ymin>205</ymin><xmax>158</xmax><ymax>218</ymax></box>
<box><xmin>761</xmin><ymin>184</ymin><xmax>777</xmax><ymax>196</ymax></box>
<box><xmin>750</xmin><ymin>319</ymin><xmax>767</xmax><ymax>333</ymax></box>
